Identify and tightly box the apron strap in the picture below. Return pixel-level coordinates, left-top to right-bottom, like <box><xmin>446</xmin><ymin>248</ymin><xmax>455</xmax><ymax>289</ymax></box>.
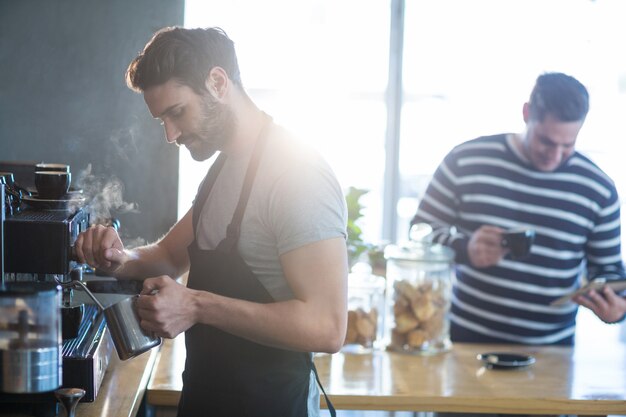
<box><xmin>311</xmin><ymin>360</ymin><xmax>337</xmax><ymax>417</ymax></box>
<box><xmin>216</xmin><ymin>115</ymin><xmax>272</xmax><ymax>253</ymax></box>
<box><xmin>192</xmin><ymin>153</ymin><xmax>228</xmax><ymax>232</ymax></box>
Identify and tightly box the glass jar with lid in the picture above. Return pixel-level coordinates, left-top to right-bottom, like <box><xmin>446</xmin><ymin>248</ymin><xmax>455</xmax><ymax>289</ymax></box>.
<box><xmin>383</xmin><ymin>235</ymin><xmax>455</xmax><ymax>355</ymax></box>
<box><xmin>342</xmin><ymin>262</ymin><xmax>386</xmax><ymax>354</ymax></box>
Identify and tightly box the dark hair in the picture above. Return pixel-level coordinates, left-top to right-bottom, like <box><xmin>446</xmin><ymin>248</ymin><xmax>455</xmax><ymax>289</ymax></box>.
<box><xmin>528</xmin><ymin>72</ymin><xmax>589</xmax><ymax>122</ymax></box>
<box><xmin>126</xmin><ymin>27</ymin><xmax>242</xmax><ymax>94</ymax></box>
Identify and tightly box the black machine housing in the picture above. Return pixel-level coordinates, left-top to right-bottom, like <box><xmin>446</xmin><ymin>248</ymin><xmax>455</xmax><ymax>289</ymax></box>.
<box><xmin>0</xmin><ymin>163</ymin><xmax>116</xmax><ymax>415</ymax></box>
<box><xmin>4</xmin><ymin>208</ymin><xmax>89</xmax><ymax>275</ymax></box>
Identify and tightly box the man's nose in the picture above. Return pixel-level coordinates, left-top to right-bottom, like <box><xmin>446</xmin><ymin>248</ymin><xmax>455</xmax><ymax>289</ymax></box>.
<box><xmin>546</xmin><ymin>146</ymin><xmax>561</xmax><ymax>161</ymax></box>
<box><xmin>163</xmin><ymin>121</ymin><xmax>181</xmax><ymax>144</ymax></box>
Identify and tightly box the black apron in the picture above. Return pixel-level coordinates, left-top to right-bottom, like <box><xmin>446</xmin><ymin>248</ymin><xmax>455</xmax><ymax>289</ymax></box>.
<box><xmin>178</xmin><ymin>119</ymin><xmax>336</xmax><ymax>417</ymax></box>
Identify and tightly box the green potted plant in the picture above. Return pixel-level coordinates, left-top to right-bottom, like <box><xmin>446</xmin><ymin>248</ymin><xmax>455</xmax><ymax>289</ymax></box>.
<box><xmin>345</xmin><ymin>186</ymin><xmax>387</xmax><ymax>274</ymax></box>
<box><xmin>346</xmin><ymin>186</ymin><xmax>369</xmax><ymax>268</ymax></box>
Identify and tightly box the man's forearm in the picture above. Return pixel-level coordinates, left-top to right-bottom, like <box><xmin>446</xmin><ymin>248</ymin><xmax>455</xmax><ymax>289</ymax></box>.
<box><xmin>115</xmin><ymin>243</ymin><xmax>188</xmax><ymax>280</ymax></box>
<box><xmin>191</xmin><ymin>290</ymin><xmax>346</xmax><ymax>353</ymax></box>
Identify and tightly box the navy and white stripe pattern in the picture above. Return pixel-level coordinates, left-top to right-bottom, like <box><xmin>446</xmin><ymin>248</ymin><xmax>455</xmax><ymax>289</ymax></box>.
<box><xmin>412</xmin><ymin>134</ymin><xmax>624</xmax><ymax>345</ymax></box>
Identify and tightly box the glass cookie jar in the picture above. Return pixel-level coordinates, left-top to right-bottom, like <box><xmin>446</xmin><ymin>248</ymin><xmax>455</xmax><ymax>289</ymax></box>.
<box><xmin>342</xmin><ymin>263</ymin><xmax>386</xmax><ymax>354</ymax></box>
<box><xmin>383</xmin><ymin>241</ymin><xmax>455</xmax><ymax>355</ymax></box>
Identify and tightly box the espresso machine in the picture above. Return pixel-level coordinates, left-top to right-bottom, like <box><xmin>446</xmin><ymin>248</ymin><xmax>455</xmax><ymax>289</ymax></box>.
<box><xmin>0</xmin><ymin>162</ymin><xmax>117</xmax><ymax>416</ymax></box>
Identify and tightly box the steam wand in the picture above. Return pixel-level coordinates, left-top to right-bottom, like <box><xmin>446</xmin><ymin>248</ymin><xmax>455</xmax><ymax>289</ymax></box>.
<box><xmin>55</xmin><ymin>279</ymin><xmax>106</xmax><ymax>311</ymax></box>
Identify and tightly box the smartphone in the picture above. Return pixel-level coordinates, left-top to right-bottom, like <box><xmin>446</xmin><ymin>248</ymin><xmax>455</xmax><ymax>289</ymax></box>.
<box><xmin>550</xmin><ymin>277</ymin><xmax>626</xmax><ymax>306</ymax></box>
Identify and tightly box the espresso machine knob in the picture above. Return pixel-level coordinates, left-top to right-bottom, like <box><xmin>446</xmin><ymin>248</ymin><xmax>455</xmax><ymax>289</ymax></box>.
<box><xmin>55</xmin><ymin>387</ymin><xmax>85</xmax><ymax>417</ymax></box>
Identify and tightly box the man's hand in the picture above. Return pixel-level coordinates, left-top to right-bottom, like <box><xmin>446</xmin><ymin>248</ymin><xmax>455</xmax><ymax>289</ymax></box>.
<box><xmin>74</xmin><ymin>224</ymin><xmax>127</xmax><ymax>273</ymax></box>
<box><xmin>573</xmin><ymin>286</ymin><xmax>626</xmax><ymax>323</ymax></box>
<box><xmin>468</xmin><ymin>225</ymin><xmax>507</xmax><ymax>268</ymax></box>
<box><xmin>135</xmin><ymin>276</ymin><xmax>198</xmax><ymax>338</ymax></box>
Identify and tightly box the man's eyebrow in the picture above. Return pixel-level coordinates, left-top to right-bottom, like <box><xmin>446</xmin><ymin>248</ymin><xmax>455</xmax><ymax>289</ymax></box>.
<box><xmin>155</xmin><ymin>103</ymin><xmax>181</xmax><ymax>119</ymax></box>
<box><xmin>539</xmin><ymin>134</ymin><xmax>575</xmax><ymax>147</ymax></box>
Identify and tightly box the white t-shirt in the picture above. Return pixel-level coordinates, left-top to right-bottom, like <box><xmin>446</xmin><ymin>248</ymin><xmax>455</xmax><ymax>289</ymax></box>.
<box><xmin>195</xmin><ymin>122</ymin><xmax>347</xmax><ymax>416</ymax></box>
<box><xmin>196</xmin><ymin>121</ymin><xmax>348</xmax><ymax>301</ymax></box>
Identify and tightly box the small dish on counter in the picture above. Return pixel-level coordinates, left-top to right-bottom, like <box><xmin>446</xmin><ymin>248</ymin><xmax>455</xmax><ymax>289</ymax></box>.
<box><xmin>477</xmin><ymin>352</ymin><xmax>535</xmax><ymax>370</ymax></box>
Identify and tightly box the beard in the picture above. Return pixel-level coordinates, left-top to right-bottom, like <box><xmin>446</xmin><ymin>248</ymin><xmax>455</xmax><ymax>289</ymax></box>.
<box><xmin>180</xmin><ymin>94</ymin><xmax>236</xmax><ymax>161</ymax></box>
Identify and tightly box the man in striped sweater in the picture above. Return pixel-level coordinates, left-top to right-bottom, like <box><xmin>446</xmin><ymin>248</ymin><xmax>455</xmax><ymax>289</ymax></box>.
<box><xmin>411</xmin><ymin>72</ymin><xmax>626</xmax><ymax>345</ymax></box>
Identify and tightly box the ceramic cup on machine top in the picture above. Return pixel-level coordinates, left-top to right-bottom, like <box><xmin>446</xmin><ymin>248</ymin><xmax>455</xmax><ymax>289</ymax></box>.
<box><xmin>34</xmin><ymin>171</ymin><xmax>71</xmax><ymax>199</ymax></box>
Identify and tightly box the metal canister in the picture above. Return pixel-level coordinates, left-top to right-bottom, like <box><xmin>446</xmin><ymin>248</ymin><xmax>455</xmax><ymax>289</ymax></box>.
<box><xmin>0</xmin><ymin>282</ymin><xmax>62</xmax><ymax>393</ymax></box>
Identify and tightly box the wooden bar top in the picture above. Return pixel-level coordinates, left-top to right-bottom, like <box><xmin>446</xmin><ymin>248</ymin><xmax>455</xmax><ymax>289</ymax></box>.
<box><xmin>146</xmin><ymin>334</ymin><xmax>626</xmax><ymax>415</ymax></box>
<box><xmin>146</xmin><ymin>335</ymin><xmax>184</xmax><ymax>408</ymax></box>
<box><xmin>75</xmin><ymin>347</ymin><xmax>158</xmax><ymax>417</ymax></box>
<box><xmin>315</xmin><ymin>343</ymin><xmax>626</xmax><ymax>415</ymax></box>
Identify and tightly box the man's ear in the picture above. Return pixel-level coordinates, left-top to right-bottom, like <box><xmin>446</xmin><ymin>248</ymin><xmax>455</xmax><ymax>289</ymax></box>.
<box><xmin>205</xmin><ymin>67</ymin><xmax>228</xmax><ymax>99</ymax></box>
<box><xmin>522</xmin><ymin>102</ymin><xmax>530</xmax><ymax>123</ymax></box>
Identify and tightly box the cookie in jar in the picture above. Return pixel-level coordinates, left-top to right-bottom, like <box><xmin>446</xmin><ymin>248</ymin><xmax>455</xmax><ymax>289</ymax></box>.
<box><xmin>384</xmin><ymin>240</ymin><xmax>454</xmax><ymax>355</ymax></box>
<box><xmin>342</xmin><ymin>262</ymin><xmax>385</xmax><ymax>354</ymax></box>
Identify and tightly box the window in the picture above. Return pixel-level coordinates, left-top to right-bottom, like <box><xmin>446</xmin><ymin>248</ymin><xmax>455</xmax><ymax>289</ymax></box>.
<box><xmin>399</xmin><ymin>0</ymin><xmax>626</xmax><ymax>241</ymax></box>
<box><xmin>181</xmin><ymin>0</ymin><xmax>390</xmax><ymax>246</ymax></box>
<box><xmin>182</xmin><ymin>0</ymin><xmax>626</xmax><ymax>250</ymax></box>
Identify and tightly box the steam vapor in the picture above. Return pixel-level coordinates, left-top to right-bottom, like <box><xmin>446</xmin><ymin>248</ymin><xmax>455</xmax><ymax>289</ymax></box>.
<box><xmin>75</xmin><ymin>163</ymin><xmax>139</xmax><ymax>226</ymax></box>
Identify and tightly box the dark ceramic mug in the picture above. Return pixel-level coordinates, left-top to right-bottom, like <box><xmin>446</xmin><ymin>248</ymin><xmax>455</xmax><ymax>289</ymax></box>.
<box><xmin>34</xmin><ymin>170</ymin><xmax>71</xmax><ymax>199</ymax></box>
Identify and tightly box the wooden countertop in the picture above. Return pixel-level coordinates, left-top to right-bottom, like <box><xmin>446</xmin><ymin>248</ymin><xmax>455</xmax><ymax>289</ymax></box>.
<box><xmin>75</xmin><ymin>347</ymin><xmax>158</xmax><ymax>417</ymax></box>
<box><xmin>315</xmin><ymin>343</ymin><xmax>626</xmax><ymax>415</ymax></box>
<box><xmin>146</xmin><ymin>335</ymin><xmax>185</xmax><ymax>408</ymax></box>
<box><xmin>146</xmin><ymin>335</ymin><xmax>626</xmax><ymax>415</ymax></box>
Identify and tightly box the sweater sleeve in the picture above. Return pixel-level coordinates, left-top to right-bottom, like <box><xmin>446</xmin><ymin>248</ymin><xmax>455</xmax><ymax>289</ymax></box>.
<box><xmin>410</xmin><ymin>150</ymin><xmax>470</xmax><ymax>264</ymax></box>
<box><xmin>585</xmin><ymin>185</ymin><xmax>626</xmax><ymax>281</ymax></box>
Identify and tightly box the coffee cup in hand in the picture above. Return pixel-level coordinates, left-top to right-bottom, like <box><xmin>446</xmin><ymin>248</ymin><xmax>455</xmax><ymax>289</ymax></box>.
<box><xmin>35</xmin><ymin>170</ymin><xmax>71</xmax><ymax>199</ymax></box>
<box><xmin>501</xmin><ymin>228</ymin><xmax>535</xmax><ymax>259</ymax></box>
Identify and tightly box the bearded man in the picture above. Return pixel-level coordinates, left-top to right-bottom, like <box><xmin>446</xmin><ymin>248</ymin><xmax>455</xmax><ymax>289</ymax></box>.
<box><xmin>75</xmin><ymin>27</ymin><xmax>347</xmax><ymax>417</ymax></box>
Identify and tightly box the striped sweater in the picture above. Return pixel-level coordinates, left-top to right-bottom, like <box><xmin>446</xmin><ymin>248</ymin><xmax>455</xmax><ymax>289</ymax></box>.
<box><xmin>411</xmin><ymin>134</ymin><xmax>624</xmax><ymax>345</ymax></box>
